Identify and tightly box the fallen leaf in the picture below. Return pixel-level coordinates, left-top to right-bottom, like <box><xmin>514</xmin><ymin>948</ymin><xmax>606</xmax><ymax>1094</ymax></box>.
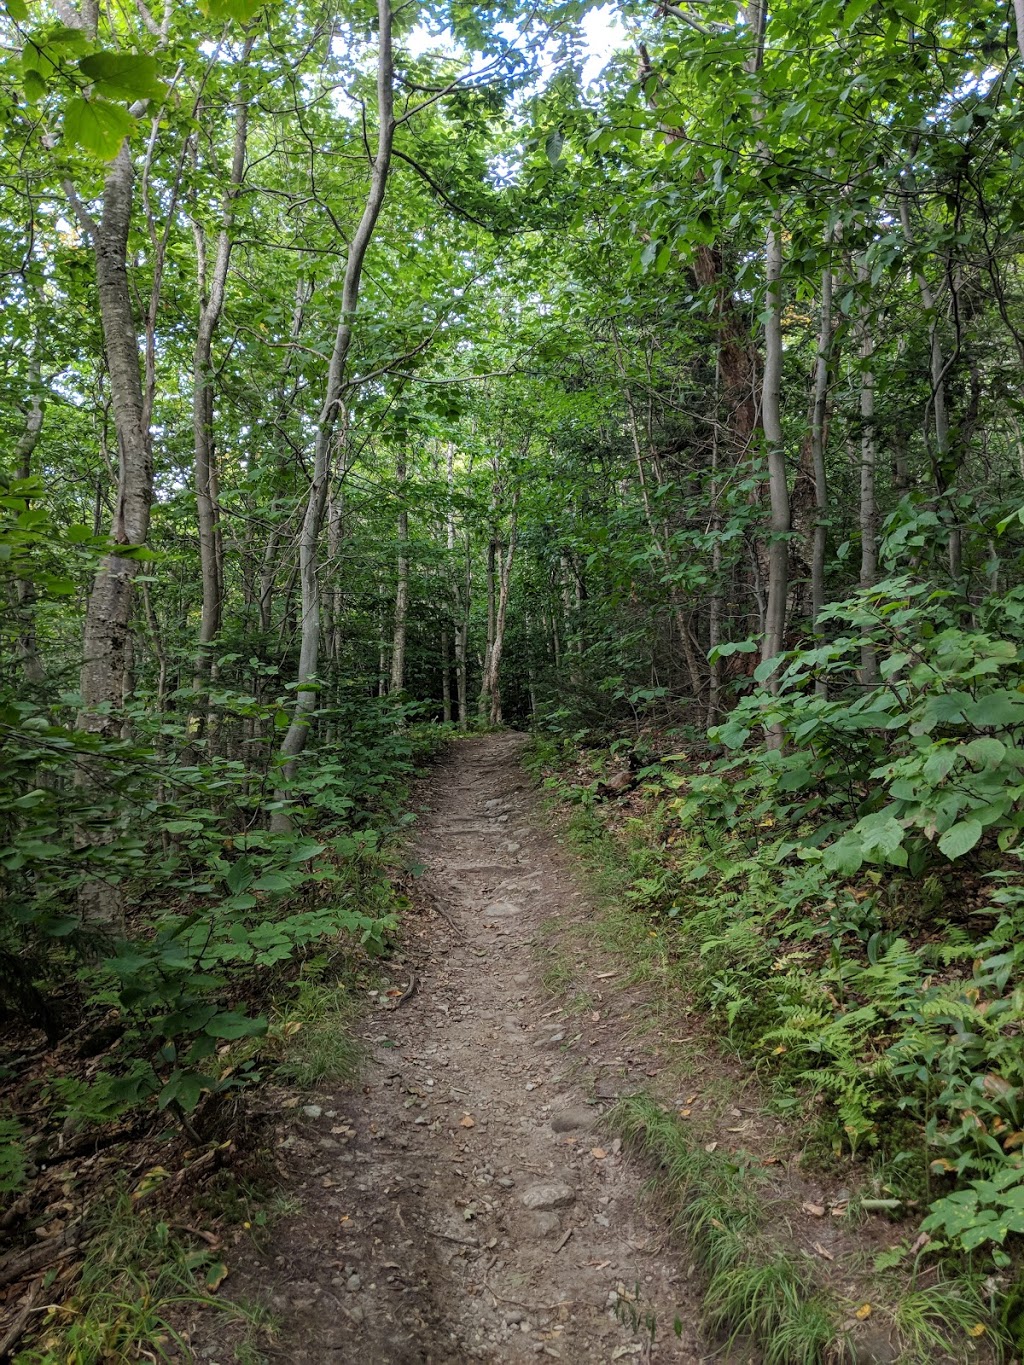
<box><xmin>591</xmin><ymin>1147</ymin><xmax>607</xmax><ymax>1160</ymax></box>
<box><xmin>459</xmin><ymin>1115</ymin><xmax>476</xmax><ymax>1128</ymax></box>
<box><xmin>969</xmin><ymin>1323</ymin><xmax>987</xmax><ymax>1338</ymax></box>
<box><xmin>812</xmin><ymin>1241</ymin><xmax>834</xmax><ymax>1261</ymax></box>
<box><xmin>855</xmin><ymin>1304</ymin><xmax>872</xmax><ymax>1320</ymax></box>
<box><xmin>678</xmin><ymin>1108</ymin><xmax>692</xmax><ymax>1118</ymax></box>
<box><xmin>704</xmin><ymin>1141</ymin><xmax>718</xmax><ymax>1154</ymax></box>
<box><xmin>595</xmin><ymin>971</ymin><xmax>617</xmax><ymax>979</ymax></box>
<box><xmin>205</xmin><ymin>1261</ymin><xmax>229</xmax><ymax>1291</ymax></box>
<box><xmin>802</xmin><ymin>1202</ymin><xmax>826</xmax><ymax>1217</ymax></box>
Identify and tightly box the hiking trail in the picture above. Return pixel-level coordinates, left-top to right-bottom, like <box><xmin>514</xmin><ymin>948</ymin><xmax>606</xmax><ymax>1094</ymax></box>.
<box><xmin>196</xmin><ymin>733</ymin><xmax>707</xmax><ymax>1363</ymax></box>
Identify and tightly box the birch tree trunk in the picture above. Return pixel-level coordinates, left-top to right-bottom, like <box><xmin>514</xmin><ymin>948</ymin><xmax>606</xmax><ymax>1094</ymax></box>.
<box><xmin>78</xmin><ymin>143</ymin><xmax>154</xmax><ymax>738</ymax></box>
<box><xmin>273</xmin><ymin>0</ymin><xmax>395</xmax><ymax>825</ymax></box>
<box><xmin>485</xmin><ymin>498</ymin><xmax>518</xmax><ymax>726</ymax></box>
<box><xmin>192</xmin><ymin>55</ymin><xmax>251</xmax><ymax>692</ymax></box>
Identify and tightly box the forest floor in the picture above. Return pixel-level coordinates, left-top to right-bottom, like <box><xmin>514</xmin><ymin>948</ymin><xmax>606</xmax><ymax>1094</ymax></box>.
<box><xmin>192</xmin><ymin>732</ymin><xmax>710</xmax><ymax>1363</ymax></box>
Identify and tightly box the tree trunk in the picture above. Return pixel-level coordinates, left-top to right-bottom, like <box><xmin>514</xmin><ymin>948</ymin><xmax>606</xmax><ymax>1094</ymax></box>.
<box><xmin>485</xmin><ymin>498</ymin><xmax>518</xmax><ymax>727</ymax></box>
<box><xmin>810</xmin><ymin>261</ymin><xmax>833</xmax><ymax>639</ymax></box>
<box><xmin>760</xmin><ymin>214</ymin><xmax>790</xmax><ymax>693</ymax></box>
<box><xmin>14</xmin><ymin>350</ymin><xmax>46</xmax><ymax>688</ymax></box>
<box><xmin>273</xmin><ymin>0</ymin><xmax>395</xmax><ymax>826</ymax></box>
<box><xmin>389</xmin><ymin>453</ymin><xmax>409</xmax><ymax>695</ymax></box>
<box><xmin>898</xmin><ymin>176</ymin><xmax>959</xmax><ymax>582</ymax></box>
<box><xmin>192</xmin><ymin>64</ymin><xmax>250</xmax><ymax>692</ymax></box>
<box><xmin>78</xmin><ymin>144</ymin><xmax>153</xmax><ymax>738</ymax></box>
<box><xmin>855</xmin><ymin>255</ymin><xmax>879</xmax><ymax>685</ymax></box>
<box><xmin>478</xmin><ymin>533</ymin><xmax>496</xmax><ymax>719</ymax></box>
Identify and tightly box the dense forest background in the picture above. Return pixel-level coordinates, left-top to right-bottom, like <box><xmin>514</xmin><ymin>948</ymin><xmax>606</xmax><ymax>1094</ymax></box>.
<box><xmin>5</xmin><ymin>0</ymin><xmax>1024</xmax><ymax>1352</ymax></box>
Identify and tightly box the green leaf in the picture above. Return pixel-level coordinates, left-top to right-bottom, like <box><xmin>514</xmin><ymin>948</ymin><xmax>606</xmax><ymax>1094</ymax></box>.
<box><xmin>964</xmin><ymin>694</ymin><xmax>1024</xmax><ymax>729</ymax></box>
<box><xmin>64</xmin><ymin>96</ymin><xmax>135</xmax><ymax>159</ymax></box>
<box><xmin>204</xmin><ymin>1011</ymin><xmax>267</xmax><ymax>1040</ymax></box>
<box><xmin>922</xmin><ymin>748</ymin><xmax>957</xmax><ymax>784</ymax></box>
<box><xmin>545</xmin><ymin>130</ymin><xmax>565</xmax><ymax>166</ymax></box>
<box><xmin>252</xmin><ymin>872</ymin><xmax>291</xmax><ymax>892</ymax></box>
<box><xmin>963</xmin><ymin>737</ymin><xmax>1007</xmax><ymax>766</ymax></box>
<box><xmin>78</xmin><ymin>52</ymin><xmax>167</xmax><ymax>101</ymax></box>
<box><xmin>225</xmin><ymin>858</ymin><xmax>253</xmax><ymax>894</ymax></box>
<box><xmin>158</xmin><ymin>1070</ymin><xmax>210</xmax><ymax>1113</ymax></box>
<box><xmin>21</xmin><ymin>68</ymin><xmax>46</xmax><ymax>103</ymax></box>
<box><xmin>4</xmin><ymin>0</ymin><xmax>29</xmax><ymax>18</ymax></box>
<box><xmin>937</xmin><ymin>819</ymin><xmax>983</xmax><ymax>860</ymax></box>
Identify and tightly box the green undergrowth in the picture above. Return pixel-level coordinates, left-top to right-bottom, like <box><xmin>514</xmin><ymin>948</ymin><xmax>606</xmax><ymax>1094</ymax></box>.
<box><xmin>528</xmin><ymin>713</ymin><xmax>1021</xmax><ymax>1357</ymax></box>
<box><xmin>14</xmin><ymin>1194</ymin><xmax>274</xmax><ymax>1364</ymax></box>
<box><xmin>613</xmin><ymin>1093</ymin><xmax>1001</xmax><ymax>1364</ymax></box>
<box><xmin>4</xmin><ymin>711</ymin><xmax>451</xmax><ymax>1361</ymax></box>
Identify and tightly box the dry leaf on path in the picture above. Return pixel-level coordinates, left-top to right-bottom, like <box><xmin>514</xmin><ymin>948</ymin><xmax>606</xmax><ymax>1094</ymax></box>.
<box><xmin>812</xmin><ymin>1241</ymin><xmax>834</xmax><ymax>1261</ymax></box>
<box><xmin>802</xmin><ymin>1202</ymin><xmax>825</xmax><ymax>1217</ymax></box>
<box><xmin>459</xmin><ymin>1115</ymin><xmax>476</xmax><ymax>1128</ymax></box>
<box><xmin>855</xmin><ymin>1303</ymin><xmax>872</xmax><ymax>1320</ymax></box>
<box><xmin>590</xmin><ymin>1148</ymin><xmax>607</xmax><ymax>1160</ymax></box>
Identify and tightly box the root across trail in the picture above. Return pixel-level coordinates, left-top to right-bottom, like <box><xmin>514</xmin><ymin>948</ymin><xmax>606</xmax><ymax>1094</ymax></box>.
<box><xmin>197</xmin><ymin>734</ymin><xmax>706</xmax><ymax>1363</ymax></box>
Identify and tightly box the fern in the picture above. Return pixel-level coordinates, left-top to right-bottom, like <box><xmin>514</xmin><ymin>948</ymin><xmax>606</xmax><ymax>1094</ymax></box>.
<box><xmin>0</xmin><ymin>1116</ymin><xmax>26</xmax><ymax>1198</ymax></box>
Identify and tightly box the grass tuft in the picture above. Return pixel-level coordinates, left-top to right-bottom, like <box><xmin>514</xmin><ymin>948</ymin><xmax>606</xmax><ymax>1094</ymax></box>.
<box><xmin>272</xmin><ymin>978</ymin><xmax>361</xmax><ymax>1088</ymax></box>
<box><xmin>17</xmin><ymin>1194</ymin><xmax>273</xmax><ymax>1363</ymax></box>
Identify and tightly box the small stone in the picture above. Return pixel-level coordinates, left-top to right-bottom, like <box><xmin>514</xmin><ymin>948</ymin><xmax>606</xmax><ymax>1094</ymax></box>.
<box><xmin>497</xmin><ymin>1176</ymin><xmax>515</xmax><ymax>1188</ymax></box>
<box><xmin>346</xmin><ymin>1274</ymin><xmax>362</xmax><ymax>1292</ymax></box>
<box><xmin>521</xmin><ymin>1181</ymin><xmax>575</xmax><ymax>1211</ymax></box>
<box><xmin>302</xmin><ymin>1104</ymin><xmax>323</xmax><ymax>1119</ymax></box>
<box><xmin>506</xmin><ymin>1310</ymin><xmax>525</xmax><ymax>1325</ymax></box>
<box><xmin>521</xmin><ymin>1211</ymin><xmax>561</xmax><ymax>1238</ymax></box>
<box><xmin>550</xmin><ymin>1108</ymin><xmax>595</xmax><ymax>1133</ymax></box>
<box><xmin>347</xmin><ymin>1306</ymin><xmax>365</xmax><ymax>1325</ymax></box>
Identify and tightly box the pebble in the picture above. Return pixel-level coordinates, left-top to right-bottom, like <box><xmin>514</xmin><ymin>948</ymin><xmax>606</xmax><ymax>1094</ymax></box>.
<box><xmin>521</xmin><ymin>1210</ymin><xmax>561</xmax><ymax>1238</ymax></box>
<box><xmin>346</xmin><ymin>1274</ymin><xmax>362</xmax><ymax>1292</ymax></box>
<box><xmin>550</xmin><ymin>1107</ymin><xmax>595</xmax><ymax>1133</ymax></box>
<box><xmin>521</xmin><ymin>1181</ymin><xmax>575</xmax><ymax>1211</ymax></box>
<box><xmin>483</xmin><ymin>900</ymin><xmax>521</xmax><ymax>917</ymax></box>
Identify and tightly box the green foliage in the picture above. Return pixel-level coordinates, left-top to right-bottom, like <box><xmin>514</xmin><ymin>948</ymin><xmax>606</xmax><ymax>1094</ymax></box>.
<box><xmin>701</xmin><ymin>578</ymin><xmax>1024</xmax><ymax>879</ymax></box>
<box><xmin>15</xmin><ymin>1195</ymin><xmax>271</xmax><ymax>1363</ymax></box>
<box><xmin>0</xmin><ymin>1116</ymin><xmax>26</xmax><ymax>1197</ymax></box>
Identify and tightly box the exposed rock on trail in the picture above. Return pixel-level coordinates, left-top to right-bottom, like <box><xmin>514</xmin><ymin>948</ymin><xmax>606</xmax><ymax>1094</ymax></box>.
<box><xmin>198</xmin><ymin>734</ymin><xmax>705</xmax><ymax>1363</ymax></box>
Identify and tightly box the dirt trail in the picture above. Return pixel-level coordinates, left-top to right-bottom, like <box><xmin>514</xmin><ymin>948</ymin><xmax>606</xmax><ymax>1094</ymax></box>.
<box><xmin>201</xmin><ymin>735</ymin><xmax>706</xmax><ymax>1363</ymax></box>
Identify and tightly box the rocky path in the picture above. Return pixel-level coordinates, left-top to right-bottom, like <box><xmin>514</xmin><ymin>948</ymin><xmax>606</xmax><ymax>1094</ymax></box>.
<box><xmin>201</xmin><ymin>734</ymin><xmax>706</xmax><ymax>1363</ymax></box>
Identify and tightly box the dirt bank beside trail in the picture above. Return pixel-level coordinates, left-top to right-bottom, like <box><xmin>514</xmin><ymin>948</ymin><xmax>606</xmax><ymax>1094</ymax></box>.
<box><xmin>195</xmin><ymin>733</ymin><xmax>707</xmax><ymax>1364</ymax></box>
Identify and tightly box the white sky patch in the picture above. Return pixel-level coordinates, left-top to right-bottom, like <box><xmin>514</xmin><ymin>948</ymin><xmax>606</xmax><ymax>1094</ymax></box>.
<box><xmin>580</xmin><ymin>5</ymin><xmax>626</xmax><ymax>86</ymax></box>
<box><xmin>403</xmin><ymin>4</ymin><xmax>625</xmax><ymax>87</ymax></box>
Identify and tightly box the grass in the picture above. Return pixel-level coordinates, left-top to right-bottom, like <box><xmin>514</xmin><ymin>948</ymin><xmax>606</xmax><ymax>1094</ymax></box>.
<box><xmin>271</xmin><ymin>975</ymin><xmax>362</xmax><ymax>1088</ymax></box>
<box><xmin>612</xmin><ymin>1092</ymin><xmax>849</xmax><ymax>1360</ymax></box>
<box><xmin>612</xmin><ymin>1093</ymin><xmax>1003</xmax><ymax>1363</ymax></box>
<box><xmin>16</xmin><ymin>1194</ymin><xmax>275</xmax><ymax>1364</ymax></box>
